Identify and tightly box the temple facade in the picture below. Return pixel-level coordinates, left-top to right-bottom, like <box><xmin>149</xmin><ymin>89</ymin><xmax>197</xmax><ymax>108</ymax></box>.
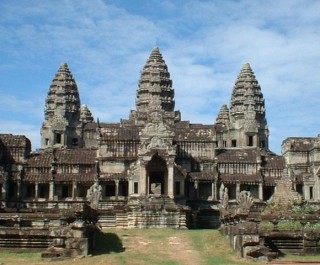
<box><xmin>1</xmin><ymin>47</ymin><xmax>315</xmax><ymax>215</ymax></box>
<box><xmin>282</xmin><ymin>136</ymin><xmax>320</xmax><ymax>201</ymax></box>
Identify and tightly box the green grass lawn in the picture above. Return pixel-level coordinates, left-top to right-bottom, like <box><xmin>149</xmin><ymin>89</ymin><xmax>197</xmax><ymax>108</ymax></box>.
<box><xmin>0</xmin><ymin>229</ymin><xmax>320</xmax><ymax>265</ymax></box>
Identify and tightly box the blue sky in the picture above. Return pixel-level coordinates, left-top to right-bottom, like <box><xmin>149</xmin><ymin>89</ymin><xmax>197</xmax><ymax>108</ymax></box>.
<box><xmin>1</xmin><ymin>0</ymin><xmax>320</xmax><ymax>154</ymax></box>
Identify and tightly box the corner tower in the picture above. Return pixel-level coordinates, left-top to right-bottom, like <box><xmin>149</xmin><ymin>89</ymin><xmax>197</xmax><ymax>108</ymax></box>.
<box><xmin>129</xmin><ymin>47</ymin><xmax>180</xmax><ymax>126</ymax></box>
<box><xmin>229</xmin><ymin>63</ymin><xmax>269</xmax><ymax>149</ymax></box>
<box><xmin>41</xmin><ymin>63</ymin><xmax>81</xmax><ymax>149</ymax></box>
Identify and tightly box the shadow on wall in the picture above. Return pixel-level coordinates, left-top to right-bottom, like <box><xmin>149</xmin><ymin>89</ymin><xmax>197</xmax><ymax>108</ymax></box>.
<box><xmin>93</xmin><ymin>230</ymin><xmax>125</xmax><ymax>255</ymax></box>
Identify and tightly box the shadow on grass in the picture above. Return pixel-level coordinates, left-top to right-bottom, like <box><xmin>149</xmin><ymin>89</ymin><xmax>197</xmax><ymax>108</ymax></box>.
<box><xmin>93</xmin><ymin>230</ymin><xmax>125</xmax><ymax>255</ymax></box>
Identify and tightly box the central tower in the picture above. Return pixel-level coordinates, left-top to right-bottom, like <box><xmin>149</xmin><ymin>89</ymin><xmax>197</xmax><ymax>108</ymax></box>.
<box><xmin>129</xmin><ymin>47</ymin><xmax>180</xmax><ymax>126</ymax></box>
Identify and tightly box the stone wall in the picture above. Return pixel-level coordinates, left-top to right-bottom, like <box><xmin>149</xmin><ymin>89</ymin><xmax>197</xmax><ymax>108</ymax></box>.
<box><xmin>0</xmin><ymin>203</ymin><xmax>96</xmax><ymax>258</ymax></box>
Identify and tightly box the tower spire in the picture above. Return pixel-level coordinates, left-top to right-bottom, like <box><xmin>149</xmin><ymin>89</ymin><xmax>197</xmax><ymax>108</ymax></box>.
<box><xmin>228</xmin><ymin>63</ymin><xmax>269</xmax><ymax>149</ymax></box>
<box><xmin>41</xmin><ymin>63</ymin><xmax>81</xmax><ymax>149</ymax></box>
<box><xmin>131</xmin><ymin>47</ymin><xmax>178</xmax><ymax>126</ymax></box>
<box><xmin>230</xmin><ymin>63</ymin><xmax>265</xmax><ymax>120</ymax></box>
<box><xmin>216</xmin><ymin>104</ymin><xmax>230</xmax><ymax>126</ymax></box>
<box><xmin>44</xmin><ymin>63</ymin><xmax>80</xmax><ymax>121</ymax></box>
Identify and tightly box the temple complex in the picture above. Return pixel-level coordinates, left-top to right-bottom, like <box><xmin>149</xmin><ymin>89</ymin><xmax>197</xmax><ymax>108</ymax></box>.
<box><xmin>0</xmin><ymin>47</ymin><xmax>316</xmax><ymax>233</ymax></box>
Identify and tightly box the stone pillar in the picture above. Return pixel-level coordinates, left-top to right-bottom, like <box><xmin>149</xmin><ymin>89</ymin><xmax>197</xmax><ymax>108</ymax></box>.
<box><xmin>17</xmin><ymin>179</ymin><xmax>21</xmax><ymax>201</ymax></box>
<box><xmin>146</xmin><ymin>174</ymin><xmax>149</xmax><ymax>196</ymax></box>
<box><xmin>1</xmin><ymin>173</ymin><xmax>8</xmax><ymax>201</ymax></box>
<box><xmin>139</xmin><ymin>160</ymin><xmax>147</xmax><ymax>196</ymax></box>
<box><xmin>35</xmin><ymin>182</ymin><xmax>39</xmax><ymax>200</ymax></box>
<box><xmin>304</xmin><ymin>184</ymin><xmax>309</xmax><ymax>201</ymax></box>
<box><xmin>194</xmin><ymin>181</ymin><xmax>199</xmax><ymax>199</ymax></box>
<box><xmin>1</xmin><ymin>183</ymin><xmax>6</xmax><ymax>200</ymax></box>
<box><xmin>211</xmin><ymin>182</ymin><xmax>214</xmax><ymax>201</ymax></box>
<box><xmin>167</xmin><ymin>159</ymin><xmax>174</xmax><ymax>198</ymax></box>
<box><xmin>236</xmin><ymin>182</ymin><xmax>240</xmax><ymax>199</ymax></box>
<box><xmin>214</xmin><ymin>180</ymin><xmax>218</xmax><ymax>200</ymax></box>
<box><xmin>15</xmin><ymin>167</ymin><xmax>24</xmax><ymax>201</ymax></box>
<box><xmin>49</xmin><ymin>181</ymin><xmax>55</xmax><ymax>200</ymax></box>
<box><xmin>293</xmin><ymin>181</ymin><xmax>297</xmax><ymax>191</ymax></box>
<box><xmin>212</xmin><ymin>181</ymin><xmax>218</xmax><ymax>201</ymax></box>
<box><xmin>115</xmin><ymin>179</ymin><xmax>119</xmax><ymax>199</ymax></box>
<box><xmin>128</xmin><ymin>178</ymin><xmax>133</xmax><ymax>196</ymax></box>
<box><xmin>72</xmin><ymin>181</ymin><xmax>77</xmax><ymax>200</ymax></box>
<box><xmin>259</xmin><ymin>182</ymin><xmax>263</xmax><ymax>200</ymax></box>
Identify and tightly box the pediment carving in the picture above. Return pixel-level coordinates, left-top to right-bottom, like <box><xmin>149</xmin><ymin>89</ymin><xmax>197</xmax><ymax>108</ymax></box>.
<box><xmin>244</xmin><ymin>119</ymin><xmax>258</xmax><ymax>132</ymax></box>
<box><xmin>51</xmin><ymin>118</ymin><xmax>67</xmax><ymax>131</ymax></box>
<box><xmin>139</xmin><ymin>137</ymin><xmax>176</xmax><ymax>156</ymax></box>
<box><xmin>141</xmin><ymin>118</ymin><xmax>174</xmax><ymax>138</ymax></box>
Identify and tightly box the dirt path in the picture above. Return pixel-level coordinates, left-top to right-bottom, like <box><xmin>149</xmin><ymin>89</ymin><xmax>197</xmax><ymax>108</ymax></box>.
<box><xmin>121</xmin><ymin>230</ymin><xmax>203</xmax><ymax>265</ymax></box>
<box><xmin>166</xmin><ymin>234</ymin><xmax>202</xmax><ymax>265</ymax></box>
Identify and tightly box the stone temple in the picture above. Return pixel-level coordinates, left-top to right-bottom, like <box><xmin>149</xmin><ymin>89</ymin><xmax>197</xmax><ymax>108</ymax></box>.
<box><xmin>0</xmin><ymin>47</ymin><xmax>317</xmax><ymax>230</ymax></box>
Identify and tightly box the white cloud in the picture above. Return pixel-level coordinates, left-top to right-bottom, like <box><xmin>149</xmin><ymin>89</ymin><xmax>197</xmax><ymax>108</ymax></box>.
<box><xmin>0</xmin><ymin>0</ymin><xmax>319</xmax><ymax>154</ymax></box>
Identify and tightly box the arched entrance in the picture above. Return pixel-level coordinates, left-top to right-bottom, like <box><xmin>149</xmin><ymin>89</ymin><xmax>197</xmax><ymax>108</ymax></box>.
<box><xmin>147</xmin><ymin>154</ymin><xmax>167</xmax><ymax>195</ymax></box>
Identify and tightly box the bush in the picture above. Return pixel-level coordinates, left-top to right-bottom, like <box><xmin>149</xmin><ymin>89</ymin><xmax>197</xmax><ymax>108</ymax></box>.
<box><xmin>292</xmin><ymin>204</ymin><xmax>317</xmax><ymax>216</ymax></box>
<box><xmin>313</xmin><ymin>222</ymin><xmax>320</xmax><ymax>231</ymax></box>
<box><xmin>304</xmin><ymin>222</ymin><xmax>320</xmax><ymax>231</ymax></box>
<box><xmin>304</xmin><ymin>205</ymin><xmax>316</xmax><ymax>214</ymax></box>
<box><xmin>304</xmin><ymin>223</ymin><xmax>314</xmax><ymax>231</ymax></box>
<box><xmin>292</xmin><ymin>206</ymin><xmax>304</xmax><ymax>215</ymax></box>
<box><xmin>278</xmin><ymin>220</ymin><xmax>302</xmax><ymax>231</ymax></box>
<box><xmin>259</xmin><ymin>221</ymin><xmax>274</xmax><ymax>231</ymax></box>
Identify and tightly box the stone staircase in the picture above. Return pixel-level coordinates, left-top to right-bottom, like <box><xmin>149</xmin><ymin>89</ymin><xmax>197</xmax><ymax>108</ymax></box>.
<box><xmin>98</xmin><ymin>211</ymin><xmax>117</xmax><ymax>228</ymax></box>
<box><xmin>265</xmin><ymin>236</ymin><xmax>304</xmax><ymax>254</ymax></box>
<box><xmin>0</xmin><ymin>229</ymin><xmax>51</xmax><ymax>249</ymax></box>
<box><xmin>97</xmin><ymin>196</ymin><xmax>188</xmax><ymax>229</ymax></box>
<box><xmin>98</xmin><ymin>200</ymin><xmax>127</xmax><ymax>210</ymax></box>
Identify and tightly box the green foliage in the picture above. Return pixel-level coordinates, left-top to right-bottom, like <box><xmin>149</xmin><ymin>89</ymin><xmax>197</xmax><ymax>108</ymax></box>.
<box><xmin>259</xmin><ymin>221</ymin><xmax>274</xmax><ymax>231</ymax></box>
<box><xmin>0</xmin><ymin>252</ymin><xmax>41</xmax><ymax>259</ymax></box>
<box><xmin>278</xmin><ymin>220</ymin><xmax>302</xmax><ymax>231</ymax></box>
<box><xmin>313</xmin><ymin>222</ymin><xmax>320</xmax><ymax>230</ymax></box>
<box><xmin>304</xmin><ymin>223</ymin><xmax>313</xmax><ymax>231</ymax></box>
<box><xmin>304</xmin><ymin>222</ymin><xmax>320</xmax><ymax>231</ymax></box>
<box><xmin>292</xmin><ymin>205</ymin><xmax>304</xmax><ymax>215</ymax></box>
<box><xmin>304</xmin><ymin>205</ymin><xmax>316</xmax><ymax>214</ymax></box>
<box><xmin>292</xmin><ymin>204</ymin><xmax>317</xmax><ymax>216</ymax></box>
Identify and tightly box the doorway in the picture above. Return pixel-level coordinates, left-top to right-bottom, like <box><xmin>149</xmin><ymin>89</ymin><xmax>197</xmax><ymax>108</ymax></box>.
<box><xmin>147</xmin><ymin>154</ymin><xmax>167</xmax><ymax>195</ymax></box>
<box><xmin>149</xmin><ymin>171</ymin><xmax>164</xmax><ymax>195</ymax></box>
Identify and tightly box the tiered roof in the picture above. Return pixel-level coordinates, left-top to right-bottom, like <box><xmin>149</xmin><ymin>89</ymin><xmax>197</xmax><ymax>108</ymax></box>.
<box><xmin>99</xmin><ymin>123</ymin><xmax>140</xmax><ymax>141</ymax></box>
<box><xmin>0</xmin><ymin>134</ymin><xmax>31</xmax><ymax>164</ymax></box>
<box><xmin>216</xmin><ymin>148</ymin><xmax>260</xmax><ymax>163</ymax></box>
<box><xmin>174</xmin><ymin>122</ymin><xmax>215</xmax><ymax>141</ymax></box>
<box><xmin>216</xmin><ymin>148</ymin><xmax>285</xmax><ymax>184</ymax></box>
<box><xmin>215</xmin><ymin>104</ymin><xmax>229</xmax><ymax>129</ymax></box>
<box><xmin>80</xmin><ymin>105</ymin><xmax>94</xmax><ymax>123</ymax></box>
<box><xmin>134</xmin><ymin>47</ymin><xmax>176</xmax><ymax>122</ymax></box>
<box><xmin>230</xmin><ymin>63</ymin><xmax>266</xmax><ymax>120</ymax></box>
<box><xmin>44</xmin><ymin>63</ymin><xmax>80</xmax><ymax>121</ymax></box>
<box><xmin>25</xmin><ymin>149</ymin><xmax>96</xmax><ymax>183</ymax></box>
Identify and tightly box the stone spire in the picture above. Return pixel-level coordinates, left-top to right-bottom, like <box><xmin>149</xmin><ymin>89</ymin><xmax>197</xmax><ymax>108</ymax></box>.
<box><xmin>80</xmin><ymin>105</ymin><xmax>94</xmax><ymax>123</ymax></box>
<box><xmin>41</xmin><ymin>63</ymin><xmax>82</xmax><ymax>149</ymax></box>
<box><xmin>230</xmin><ymin>63</ymin><xmax>266</xmax><ymax>121</ymax></box>
<box><xmin>228</xmin><ymin>63</ymin><xmax>269</xmax><ymax>149</ymax></box>
<box><xmin>215</xmin><ymin>104</ymin><xmax>230</xmax><ymax>126</ymax></box>
<box><xmin>44</xmin><ymin>63</ymin><xmax>81</xmax><ymax>121</ymax></box>
<box><xmin>131</xmin><ymin>47</ymin><xmax>179</xmax><ymax>125</ymax></box>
